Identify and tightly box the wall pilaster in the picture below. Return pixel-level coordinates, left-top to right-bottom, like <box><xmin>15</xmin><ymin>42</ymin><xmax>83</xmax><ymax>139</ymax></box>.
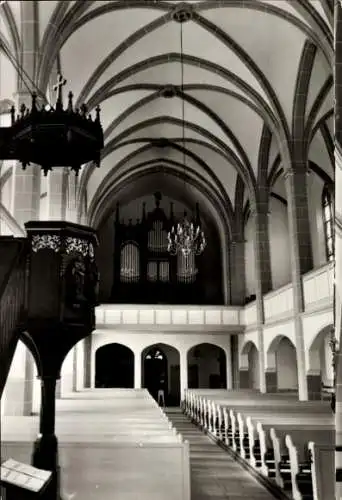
<box><xmin>251</xmin><ymin>205</ymin><xmax>272</xmax><ymax>393</ymax></box>
<box><xmin>11</xmin><ymin>2</ymin><xmax>40</xmax><ymax>228</ymax></box>
<box><xmin>283</xmin><ymin>168</ymin><xmax>312</xmax><ymax>400</ymax></box>
<box><xmin>229</xmin><ymin>239</ymin><xmax>245</xmax><ymax>305</ymax></box>
<box><xmin>47</xmin><ymin>170</ymin><xmax>65</xmax><ymax>220</ymax></box>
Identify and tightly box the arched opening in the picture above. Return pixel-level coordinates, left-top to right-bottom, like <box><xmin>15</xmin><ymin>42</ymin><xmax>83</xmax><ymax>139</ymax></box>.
<box><xmin>274</xmin><ymin>337</ymin><xmax>298</xmax><ymax>392</ymax></box>
<box><xmin>187</xmin><ymin>343</ymin><xmax>227</xmax><ymax>389</ymax></box>
<box><xmin>241</xmin><ymin>341</ymin><xmax>260</xmax><ymax>390</ymax></box>
<box><xmin>95</xmin><ymin>343</ymin><xmax>134</xmax><ymax>388</ymax></box>
<box><xmin>142</xmin><ymin>343</ymin><xmax>180</xmax><ymax>405</ymax></box>
<box><xmin>308</xmin><ymin>324</ymin><xmax>334</xmax><ymax>399</ymax></box>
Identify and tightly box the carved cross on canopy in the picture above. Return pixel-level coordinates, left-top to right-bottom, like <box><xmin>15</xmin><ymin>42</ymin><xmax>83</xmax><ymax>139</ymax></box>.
<box><xmin>53</xmin><ymin>74</ymin><xmax>67</xmax><ymax>107</ymax></box>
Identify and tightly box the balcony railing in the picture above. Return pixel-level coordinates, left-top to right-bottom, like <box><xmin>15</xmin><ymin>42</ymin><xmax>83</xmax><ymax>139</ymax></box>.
<box><xmin>95</xmin><ymin>264</ymin><xmax>334</xmax><ymax>330</ymax></box>
<box><xmin>95</xmin><ymin>304</ymin><xmax>242</xmax><ymax>330</ymax></box>
<box><xmin>302</xmin><ymin>262</ymin><xmax>334</xmax><ymax>311</ymax></box>
<box><xmin>263</xmin><ymin>283</ymin><xmax>294</xmax><ymax>322</ymax></box>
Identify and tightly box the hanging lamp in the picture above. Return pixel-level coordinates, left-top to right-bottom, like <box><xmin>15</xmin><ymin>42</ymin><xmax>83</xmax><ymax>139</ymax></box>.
<box><xmin>167</xmin><ymin>6</ymin><xmax>206</xmax><ymax>257</ymax></box>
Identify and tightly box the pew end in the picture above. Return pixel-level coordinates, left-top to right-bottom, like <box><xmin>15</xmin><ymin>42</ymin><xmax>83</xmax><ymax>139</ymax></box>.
<box><xmin>308</xmin><ymin>441</ymin><xmax>334</xmax><ymax>500</ymax></box>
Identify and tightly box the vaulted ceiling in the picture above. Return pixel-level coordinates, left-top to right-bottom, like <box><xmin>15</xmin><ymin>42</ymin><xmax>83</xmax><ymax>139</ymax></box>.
<box><xmin>0</xmin><ymin>1</ymin><xmax>335</xmax><ymax>229</ymax></box>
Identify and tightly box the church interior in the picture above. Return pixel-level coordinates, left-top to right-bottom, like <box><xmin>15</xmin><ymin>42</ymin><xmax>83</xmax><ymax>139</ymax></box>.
<box><xmin>0</xmin><ymin>1</ymin><xmax>340</xmax><ymax>500</ymax></box>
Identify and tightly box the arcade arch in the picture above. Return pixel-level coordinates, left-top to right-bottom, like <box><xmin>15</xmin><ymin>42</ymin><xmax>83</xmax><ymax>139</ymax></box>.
<box><xmin>187</xmin><ymin>343</ymin><xmax>227</xmax><ymax>389</ymax></box>
<box><xmin>141</xmin><ymin>343</ymin><xmax>180</xmax><ymax>405</ymax></box>
<box><xmin>267</xmin><ymin>335</ymin><xmax>298</xmax><ymax>392</ymax></box>
<box><xmin>240</xmin><ymin>341</ymin><xmax>260</xmax><ymax>390</ymax></box>
<box><xmin>308</xmin><ymin>324</ymin><xmax>334</xmax><ymax>386</ymax></box>
<box><xmin>95</xmin><ymin>343</ymin><xmax>134</xmax><ymax>388</ymax></box>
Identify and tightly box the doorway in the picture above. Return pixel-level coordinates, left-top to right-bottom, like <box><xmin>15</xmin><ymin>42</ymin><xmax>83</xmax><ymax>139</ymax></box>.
<box><xmin>95</xmin><ymin>343</ymin><xmax>134</xmax><ymax>388</ymax></box>
<box><xmin>187</xmin><ymin>343</ymin><xmax>227</xmax><ymax>389</ymax></box>
<box><xmin>142</xmin><ymin>343</ymin><xmax>180</xmax><ymax>405</ymax></box>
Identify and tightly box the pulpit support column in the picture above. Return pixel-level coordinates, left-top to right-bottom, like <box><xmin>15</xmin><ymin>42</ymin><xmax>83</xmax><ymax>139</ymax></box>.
<box><xmin>32</xmin><ymin>376</ymin><xmax>60</xmax><ymax>500</ymax></box>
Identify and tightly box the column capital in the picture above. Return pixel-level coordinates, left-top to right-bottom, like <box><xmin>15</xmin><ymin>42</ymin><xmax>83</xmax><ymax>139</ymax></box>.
<box><xmin>249</xmin><ymin>207</ymin><xmax>270</xmax><ymax>218</ymax></box>
<box><xmin>283</xmin><ymin>167</ymin><xmax>311</xmax><ymax>181</ymax></box>
<box><xmin>249</xmin><ymin>206</ymin><xmax>257</xmax><ymax>217</ymax></box>
<box><xmin>283</xmin><ymin>168</ymin><xmax>294</xmax><ymax>180</ymax></box>
<box><xmin>230</xmin><ymin>238</ymin><xmax>246</xmax><ymax>246</ymax></box>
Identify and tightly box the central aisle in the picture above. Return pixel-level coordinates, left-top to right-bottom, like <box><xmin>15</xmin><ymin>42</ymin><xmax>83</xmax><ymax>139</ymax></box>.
<box><xmin>165</xmin><ymin>408</ymin><xmax>276</xmax><ymax>500</ymax></box>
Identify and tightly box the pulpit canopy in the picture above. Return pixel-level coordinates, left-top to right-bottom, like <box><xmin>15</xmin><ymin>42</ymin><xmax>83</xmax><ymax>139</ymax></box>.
<box><xmin>0</xmin><ymin>75</ymin><xmax>104</xmax><ymax>176</ymax></box>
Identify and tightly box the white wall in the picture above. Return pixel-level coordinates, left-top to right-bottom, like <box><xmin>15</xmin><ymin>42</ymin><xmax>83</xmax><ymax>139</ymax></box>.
<box><xmin>268</xmin><ymin>197</ymin><xmax>291</xmax><ymax>289</ymax></box>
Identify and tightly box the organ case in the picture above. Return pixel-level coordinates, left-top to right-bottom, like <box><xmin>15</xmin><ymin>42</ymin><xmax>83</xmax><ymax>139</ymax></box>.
<box><xmin>111</xmin><ymin>193</ymin><xmax>204</xmax><ymax>304</ymax></box>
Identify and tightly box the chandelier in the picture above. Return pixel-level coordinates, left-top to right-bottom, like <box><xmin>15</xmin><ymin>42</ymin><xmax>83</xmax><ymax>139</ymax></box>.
<box><xmin>168</xmin><ymin>213</ymin><xmax>206</xmax><ymax>257</ymax></box>
<box><xmin>167</xmin><ymin>5</ymin><xmax>206</xmax><ymax>257</ymax></box>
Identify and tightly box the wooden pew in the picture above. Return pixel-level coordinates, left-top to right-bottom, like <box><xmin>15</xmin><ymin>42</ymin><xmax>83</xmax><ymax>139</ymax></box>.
<box><xmin>2</xmin><ymin>389</ymin><xmax>191</xmax><ymax>500</ymax></box>
<box><xmin>183</xmin><ymin>390</ymin><xmax>334</xmax><ymax>500</ymax></box>
<box><xmin>308</xmin><ymin>441</ymin><xmax>334</xmax><ymax>500</ymax></box>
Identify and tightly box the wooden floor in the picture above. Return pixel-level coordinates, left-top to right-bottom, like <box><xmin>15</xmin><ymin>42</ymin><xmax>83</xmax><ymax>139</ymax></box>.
<box><xmin>166</xmin><ymin>408</ymin><xmax>277</xmax><ymax>500</ymax></box>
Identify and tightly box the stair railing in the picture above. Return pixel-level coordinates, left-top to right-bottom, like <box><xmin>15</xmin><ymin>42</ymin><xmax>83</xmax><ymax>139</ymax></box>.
<box><xmin>0</xmin><ymin>239</ymin><xmax>28</xmax><ymax>397</ymax></box>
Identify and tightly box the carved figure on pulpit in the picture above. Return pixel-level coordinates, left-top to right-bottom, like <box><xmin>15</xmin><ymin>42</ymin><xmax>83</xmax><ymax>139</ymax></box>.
<box><xmin>66</xmin><ymin>256</ymin><xmax>87</xmax><ymax>309</ymax></box>
<box><xmin>86</xmin><ymin>260</ymin><xmax>100</xmax><ymax>306</ymax></box>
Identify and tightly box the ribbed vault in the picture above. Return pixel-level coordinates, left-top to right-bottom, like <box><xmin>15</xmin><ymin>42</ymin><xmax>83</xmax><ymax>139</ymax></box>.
<box><xmin>0</xmin><ymin>0</ymin><xmax>334</xmax><ymax>227</ymax></box>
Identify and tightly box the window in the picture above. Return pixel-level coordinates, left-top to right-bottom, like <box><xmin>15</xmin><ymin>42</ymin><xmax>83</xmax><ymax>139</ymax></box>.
<box><xmin>322</xmin><ymin>185</ymin><xmax>334</xmax><ymax>262</ymax></box>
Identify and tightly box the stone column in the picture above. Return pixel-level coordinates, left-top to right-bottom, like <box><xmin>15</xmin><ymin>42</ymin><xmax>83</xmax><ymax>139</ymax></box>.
<box><xmin>230</xmin><ymin>335</ymin><xmax>240</xmax><ymax>389</ymax></box>
<box><xmin>134</xmin><ymin>351</ymin><xmax>142</xmax><ymax>389</ymax></box>
<box><xmin>75</xmin><ymin>340</ymin><xmax>86</xmax><ymax>391</ymax></box>
<box><xmin>225</xmin><ymin>338</ymin><xmax>233</xmax><ymax>389</ymax></box>
<box><xmin>84</xmin><ymin>335</ymin><xmax>92</xmax><ymax>388</ymax></box>
<box><xmin>180</xmin><ymin>350</ymin><xmax>188</xmax><ymax>402</ymax></box>
<box><xmin>238</xmin><ymin>342</ymin><xmax>250</xmax><ymax>389</ymax></box>
<box><xmin>283</xmin><ymin>168</ymin><xmax>313</xmax><ymax>401</ymax></box>
<box><xmin>334</xmin><ymin>2</ymin><xmax>342</xmax><ymax>490</ymax></box>
<box><xmin>60</xmin><ymin>349</ymin><xmax>74</xmax><ymax>397</ymax></box>
<box><xmin>65</xmin><ymin>172</ymin><xmax>78</xmax><ymax>223</ymax></box>
<box><xmin>2</xmin><ymin>341</ymin><xmax>33</xmax><ymax>415</ymax></box>
<box><xmin>251</xmin><ymin>205</ymin><xmax>272</xmax><ymax>393</ymax></box>
<box><xmin>47</xmin><ymin>170</ymin><xmax>65</xmax><ymax>220</ymax></box>
<box><xmin>11</xmin><ymin>1</ymin><xmax>40</xmax><ymax>229</ymax></box>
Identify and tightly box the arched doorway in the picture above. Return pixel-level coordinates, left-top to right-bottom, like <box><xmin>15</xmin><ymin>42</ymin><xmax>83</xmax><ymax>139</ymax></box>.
<box><xmin>241</xmin><ymin>341</ymin><xmax>260</xmax><ymax>390</ymax></box>
<box><xmin>308</xmin><ymin>324</ymin><xmax>334</xmax><ymax>400</ymax></box>
<box><xmin>272</xmin><ymin>336</ymin><xmax>298</xmax><ymax>392</ymax></box>
<box><xmin>308</xmin><ymin>325</ymin><xmax>334</xmax><ymax>386</ymax></box>
<box><xmin>142</xmin><ymin>343</ymin><xmax>180</xmax><ymax>405</ymax></box>
<box><xmin>187</xmin><ymin>343</ymin><xmax>227</xmax><ymax>389</ymax></box>
<box><xmin>95</xmin><ymin>343</ymin><xmax>134</xmax><ymax>388</ymax></box>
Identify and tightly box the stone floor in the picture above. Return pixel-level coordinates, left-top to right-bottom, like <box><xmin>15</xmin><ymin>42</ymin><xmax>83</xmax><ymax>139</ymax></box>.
<box><xmin>166</xmin><ymin>408</ymin><xmax>277</xmax><ymax>500</ymax></box>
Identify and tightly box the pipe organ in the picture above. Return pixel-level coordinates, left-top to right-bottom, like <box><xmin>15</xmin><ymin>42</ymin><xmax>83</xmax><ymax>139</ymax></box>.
<box><xmin>111</xmin><ymin>192</ymin><xmax>204</xmax><ymax>304</ymax></box>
